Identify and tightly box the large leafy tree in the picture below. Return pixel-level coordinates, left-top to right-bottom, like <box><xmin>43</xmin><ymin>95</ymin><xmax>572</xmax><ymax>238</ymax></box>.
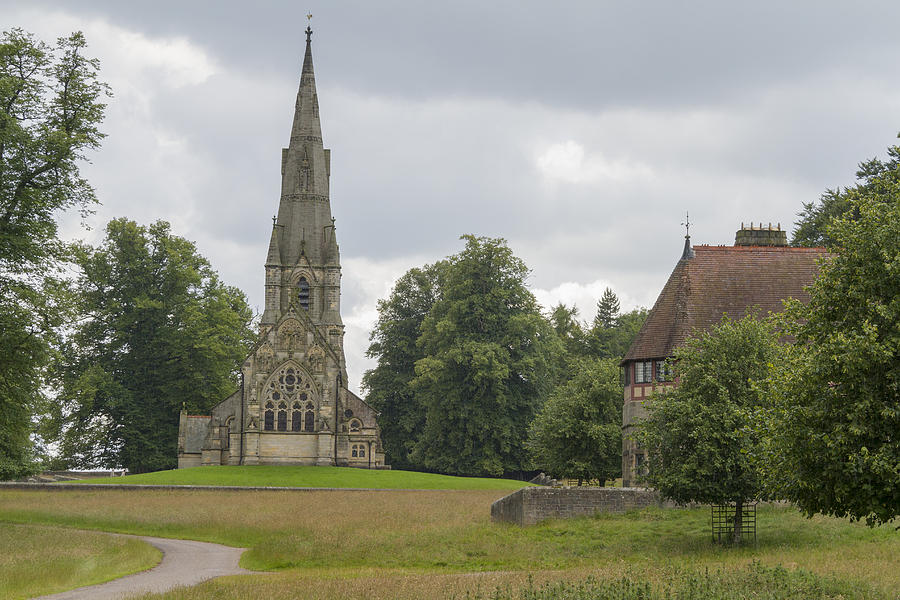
<box><xmin>54</xmin><ymin>219</ymin><xmax>254</xmax><ymax>473</ymax></box>
<box><xmin>637</xmin><ymin>315</ymin><xmax>782</xmax><ymax>543</ymax></box>
<box><xmin>527</xmin><ymin>357</ymin><xmax>622</xmax><ymax>484</ymax></box>
<box><xmin>0</xmin><ymin>29</ymin><xmax>108</xmax><ymax>478</ymax></box>
<box><xmin>362</xmin><ymin>263</ymin><xmax>443</xmax><ymax>470</ymax></box>
<box><xmin>411</xmin><ymin>236</ymin><xmax>560</xmax><ymax>477</ymax></box>
<box><xmin>770</xmin><ymin>170</ymin><xmax>899</xmax><ymax>525</ymax></box>
<box><xmin>792</xmin><ymin>141</ymin><xmax>899</xmax><ymax>247</ymax></box>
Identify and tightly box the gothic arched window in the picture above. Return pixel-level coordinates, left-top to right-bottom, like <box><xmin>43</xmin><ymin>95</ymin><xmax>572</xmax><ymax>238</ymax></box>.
<box><xmin>298</xmin><ymin>277</ymin><xmax>310</xmax><ymax>310</ymax></box>
<box><xmin>359</xmin><ymin>445</ymin><xmax>366</xmax><ymax>458</ymax></box>
<box><xmin>351</xmin><ymin>445</ymin><xmax>358</xmax><ymax>458</ymax></box>
<box><xmin>277</xmin><ymin>401</ymin><xmax>287</xmax><ymax>431</ymax></box>
<box><xmin>263</xmin><ymin>364</ymin><xmax>318</xmax><ymax>434</ymax></box>
<box><xmin>264</xmin><ymin>401</ymin><xmax>275</xmax><ymax>431</ymax></box>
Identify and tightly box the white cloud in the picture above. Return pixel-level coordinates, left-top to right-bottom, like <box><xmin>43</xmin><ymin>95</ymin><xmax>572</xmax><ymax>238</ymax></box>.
<box><xmin>535</xmin><ymin>140</ymin><xmax>654</xmax><ymax>185</ymax></box>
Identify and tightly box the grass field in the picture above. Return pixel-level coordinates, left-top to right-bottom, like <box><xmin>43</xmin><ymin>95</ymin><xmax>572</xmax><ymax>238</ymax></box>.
<box><xmin>73</xmin><ymin>465</ymin><xmax>533</xmax><ymax>490</ymax></box>
<box><xmin>1</xmin><ymin>488</ymin><xmax>898</xmax><ymax>599</ymax></box>
<box><xmin>0</xmin><ymin>522</ymin><xmax>161</xmax><ymax>599</ymax></box>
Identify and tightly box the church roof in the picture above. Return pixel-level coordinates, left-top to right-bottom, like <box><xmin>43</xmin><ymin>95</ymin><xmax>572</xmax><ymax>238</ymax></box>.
<box><xmin>622</xmin><ymin>242</ymin><xmax>827</xmax><ymax>363</ymax></box>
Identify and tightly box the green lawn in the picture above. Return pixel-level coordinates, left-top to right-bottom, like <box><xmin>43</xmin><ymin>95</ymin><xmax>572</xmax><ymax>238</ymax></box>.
<box><xmin>72</xmin><ymin>465</ymin><xmax>532</xmax><ymax>490</ymax></box>
<box><xmin>0</xmin><ymin>523</ymin><xmax>160</xmax><ymax>599</ymax></box>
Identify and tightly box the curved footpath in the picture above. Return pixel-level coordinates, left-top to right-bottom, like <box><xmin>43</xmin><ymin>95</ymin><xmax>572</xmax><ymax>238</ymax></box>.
<box><xmin>34</xmin><ymin>534</ymin><xmax>254</xmax><ymax>600</ymax></box>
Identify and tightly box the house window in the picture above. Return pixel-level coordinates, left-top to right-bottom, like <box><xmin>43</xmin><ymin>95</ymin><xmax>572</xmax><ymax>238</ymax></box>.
<box><xmin>634</xmin><ymin>361</ymin><xmax>653</xmax><ymax>384</ymax></box>
<box><xmin>351</xmin><ymin>444</ymin><xmax>359</xmax><ymax>458</ymax></box>
<box><xmin>298</xmin><ymin>277</ymin><xmax>310</xmax><ymax>310</ymax></box>
<box><xmin>349</xmin><ymin>419</ymin><xmax>361</xmax><ymax>433</ymax></box>
<box><xmin>359</xmin><ymin>446</ymin><xmax>366</xmax><ymax>458</ymax></box>
<box><xmin>635</xmin><ymin>453</ymin><xmax>647</xmax><ymax>476</ymax></box>
<box><xmin>655</xmin><ymin>359</ymin><xmax>673</xmax><ymax>382</ymax></box>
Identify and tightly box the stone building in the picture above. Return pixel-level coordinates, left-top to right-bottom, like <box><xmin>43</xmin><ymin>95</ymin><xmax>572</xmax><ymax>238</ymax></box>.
<box><xmin>620</xmin><ymin>224</ymin><xmax>825</xmax><ymax>486</ymax></box>
<box><xmin>177</xmin><ymin>27</ymin><xmax>387</xmax><ymax>469</ymax></box>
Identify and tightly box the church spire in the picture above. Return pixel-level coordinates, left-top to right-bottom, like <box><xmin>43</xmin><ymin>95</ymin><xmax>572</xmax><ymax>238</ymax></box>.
<box><xmin>289</xmin><ymin>24</ymin><xmax>322</xmax><ymax>144</ymax></box>
<box><xmin>273</xmin><ymin>23</ymin><xmax>333</xmax><ymax>267</ymax></box>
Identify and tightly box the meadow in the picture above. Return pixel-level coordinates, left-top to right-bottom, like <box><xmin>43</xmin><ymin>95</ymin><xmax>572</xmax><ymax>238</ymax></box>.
<box><xmin>0</xmin><ymin>522</ymin><xmax>160</xmax><ymax>599</ymax></box>
<box><xmin>0</xmin><ymin>485</ymin><xmax>898</xmax><ymax>599</ymax></box>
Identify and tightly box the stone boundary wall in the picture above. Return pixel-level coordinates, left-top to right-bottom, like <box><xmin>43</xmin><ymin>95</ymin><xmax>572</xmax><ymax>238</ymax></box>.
<box><xmin>0</xmin><ymin>482</ymin><xmax>458</xmax><ymax>493</ymax></box>
<box><xmin>491</xmin><ymin>486</ymin><xmax>672</xmax><ymax>525</ymax></box>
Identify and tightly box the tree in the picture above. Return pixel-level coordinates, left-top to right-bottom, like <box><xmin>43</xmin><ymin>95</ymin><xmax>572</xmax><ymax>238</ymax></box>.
<box><xmin>593</xmin><ymin>287</ymin><xmax>620</xmax><ymax>329</ymax></box>
<box><xmin>410</xmin><ymin>236</ymin><xmax>560</xmax><ymax>477</ymax></box>
<box><xmin>0</xmin><ymin>29</ymin><xmax>108</xmax><ymax>478</ymax></box>
<box><xmin>792</xmin><ymin>141</ymin><xmax>899</xmax><ymax>247</ymax></box>
<box><xmin>637</xmin><ymin>315</ymin><xmax>782</xmax><ymax>543</ymax></box>
<box><xmin>53</xmin><ymin>219</ymin><xmax>254</xmax><ymax>473</ymax></box>
<box><xmin>587</xmin><ymin>304</ymin><xmax>648</xmax><ymax>360</ymax></box>
<box><xmin>548</xmin><ymin>302</ymin><xmax>588</xmax><ymax>364</ymax></box>
<box><xmin>362</xmin><ymin>263</ymin><xmax>443</xmax><ymax>470</ymax></box>
<box><xmin>527</xmin><ymin>357</ymin><xmax>622</xmax><ymax>484</ymax></box>
<box><xmin>770</xmin><ymin>172</ymin><xmax>900</xmax><ymax>525</ymax></box>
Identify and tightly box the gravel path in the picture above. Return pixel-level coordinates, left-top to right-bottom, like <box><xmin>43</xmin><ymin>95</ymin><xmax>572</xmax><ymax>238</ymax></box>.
<box><xmin>34</xmin><ymin>535</ymin><xmax>254</xmax><ymax>599</ymax></box>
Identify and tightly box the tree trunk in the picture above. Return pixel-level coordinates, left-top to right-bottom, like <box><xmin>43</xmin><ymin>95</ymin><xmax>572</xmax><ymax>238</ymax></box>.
<box><xmin>732</xmin><ymin>499</ymin><xmax>743</xmax><ymax>545</ymax></box>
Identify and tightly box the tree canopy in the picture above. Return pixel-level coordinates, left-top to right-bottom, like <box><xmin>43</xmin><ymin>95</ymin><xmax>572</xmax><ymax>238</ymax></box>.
<box><xmin>52</xmin><ymin>219</ymin><xmax>254</xmax><ymax>473</ymax></box>
<box><xmin>410</xmin><ymin>236</ymin><xmax>559</xmax><ymax>477</ymax></box>
<box><xmin>0</xmin><ymin>28</ymin><xmax>108</xmax><ymax>478</ymax></box>
<box><xmin>527</xmin><ymin>357</ymin><xmax>622</xmax><ymax>484</ymax></box>
<box><xmin>792</xmin><ymin>141</ymin><xmax>899</xmax><ymax>248</ymax></box>
<box><xmin>362</xmin><ymin>263</ymin><xmax>442</xmax><ymax>470</ymax></box>
<box><xmin>638</xmin><ymin>314</ymin><xmax>782</xmax><ymax>542</ymax></box>
<box><xmin>771</xmin><ymin>153</ymin><xmax>900</xmax><ymax>525</ymax></box>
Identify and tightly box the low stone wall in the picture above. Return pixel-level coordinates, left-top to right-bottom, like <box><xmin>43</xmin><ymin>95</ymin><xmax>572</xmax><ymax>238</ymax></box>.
<box><xmin>491</xmin><ymin>486</ymin><xmax>669</xmax><ymax>525</ymax></box>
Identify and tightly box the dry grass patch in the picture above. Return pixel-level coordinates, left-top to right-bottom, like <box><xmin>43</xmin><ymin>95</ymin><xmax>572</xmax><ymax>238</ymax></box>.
<box><xmin>1</xmin><ymin>489</ymin><xmax>897</xmax><ymax>597</ymax></box>
<box><xmin>0</xmin><ymin>522</ymin><xmax>160</xmax><ymax>599</ymax></box>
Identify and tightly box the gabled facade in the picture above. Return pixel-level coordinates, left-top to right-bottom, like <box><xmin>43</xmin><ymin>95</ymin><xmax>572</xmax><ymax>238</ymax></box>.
<box><xmin>177</xmin><ymin>27</ymin><xmax>387</xmax><ymax>469</ymax></box>
<box><xmin>620</xmin><ymin>225</ymin><xmax>825</xmax><ymax>486</ymax></box>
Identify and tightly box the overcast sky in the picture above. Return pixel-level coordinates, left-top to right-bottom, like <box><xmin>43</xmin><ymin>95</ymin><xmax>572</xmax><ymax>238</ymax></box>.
<box><xmin>5</xmin><ymin>1</ymin><xmax>899</xmax><ymax>394</ymax></box>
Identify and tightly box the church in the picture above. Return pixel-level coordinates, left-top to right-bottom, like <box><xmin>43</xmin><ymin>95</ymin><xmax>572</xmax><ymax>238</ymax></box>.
<box><xmin>177</xmin><ymin>27</ymin><xmax>387</xmax><ymax>469</ymax></box>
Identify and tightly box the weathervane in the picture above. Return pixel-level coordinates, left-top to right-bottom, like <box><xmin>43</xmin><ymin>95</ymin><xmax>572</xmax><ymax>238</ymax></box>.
<box><xmin>306</xmin><ymin>12</ymin><xmax>313</xmax><ymax>42</ymax></box>
<box><xmin>681</xmin><ymin>211</ymin><xmax>691</xmax><ymax>238</ymax></box>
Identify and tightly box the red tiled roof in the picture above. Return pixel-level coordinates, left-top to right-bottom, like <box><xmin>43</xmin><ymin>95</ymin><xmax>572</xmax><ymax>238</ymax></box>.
<box><xmin>622</xmin><ymin>244</ymin><xmax>828</xmax><ymax>363</ymax></box>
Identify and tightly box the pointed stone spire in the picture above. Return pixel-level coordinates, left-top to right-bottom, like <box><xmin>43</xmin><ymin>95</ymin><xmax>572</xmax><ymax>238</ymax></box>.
<box><xmin>290</xmin><ymin>25</ymin><xmax>322</xmax><ymax>144</ymax></box>
<box><xmin>272</xmin><ymin>24</ymin><xmax>333</xmax><ymax>267</ymax></box>
<box><xmin>265</xmin><ymin>218</ymin><xmax>281</xmax><ymax>266</ymax></box>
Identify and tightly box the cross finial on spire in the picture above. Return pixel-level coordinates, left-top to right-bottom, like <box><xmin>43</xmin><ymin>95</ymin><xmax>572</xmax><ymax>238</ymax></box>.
<box><xmin>305</xmin><ymin>13</ymin><xmax>313</xmax><ymax>42</ymax></box>
<box><xmin>681</xmin><ymin>211</ymin><xmax>691</xmax><ymax>238</ymax></box>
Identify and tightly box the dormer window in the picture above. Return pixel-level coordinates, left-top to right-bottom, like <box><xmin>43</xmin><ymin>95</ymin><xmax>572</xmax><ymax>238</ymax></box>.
<box><xmin>298</xmin><ymin>277</ymin><xmax>310</xmax><ymax>310</ymax></box>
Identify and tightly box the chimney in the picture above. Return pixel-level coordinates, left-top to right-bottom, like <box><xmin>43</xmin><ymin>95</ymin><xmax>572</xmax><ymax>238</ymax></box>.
<box><xmin>735</xmin><ymin>222</ymin><xmax>788</xmax><ymax>247</ymax></box>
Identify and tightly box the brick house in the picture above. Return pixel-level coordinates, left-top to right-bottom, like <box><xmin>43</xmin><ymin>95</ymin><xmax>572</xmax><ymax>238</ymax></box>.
<box><xmin>620</xmin><ymin>225</ymin><xmax>826</xmax><ymax>487</ymax></box>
